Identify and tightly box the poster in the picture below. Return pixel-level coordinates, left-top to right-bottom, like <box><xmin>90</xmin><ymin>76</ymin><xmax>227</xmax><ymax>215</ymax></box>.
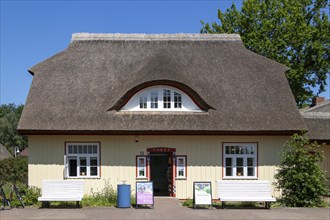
<box><xmin>193</xmin><ymin>182</ymin><xmax>212</xmax><ymax>205</ymax></box>
<box><xmin>136</xmin><ymin>181</ymin><xmax>154</xmax><ymax>205</ymax></box>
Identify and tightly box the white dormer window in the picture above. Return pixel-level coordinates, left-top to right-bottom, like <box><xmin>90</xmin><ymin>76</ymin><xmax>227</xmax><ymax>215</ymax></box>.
<box><xmin>121</xmin><ymin>86</ymin><xmax>203</xmax><ymax>112</ymax></box>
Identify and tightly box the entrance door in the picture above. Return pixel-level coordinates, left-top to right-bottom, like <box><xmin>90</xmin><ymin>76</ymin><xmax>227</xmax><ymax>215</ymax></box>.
<box><xmin>150</xmin><ymin>153</ymin><xmax>173</xmax><ymax>196</ymax></box>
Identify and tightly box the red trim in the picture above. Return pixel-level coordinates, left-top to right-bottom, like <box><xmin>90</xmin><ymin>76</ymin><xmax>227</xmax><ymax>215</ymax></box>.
<box><xmin>148</xmin><ymin>147</ymin><xmax>176</xmax><ymax>197</ymax></box>
<box><xmin>147</xmin><ymin>147</ymin><xmax>176</xmax><ymax>152</ymax></box>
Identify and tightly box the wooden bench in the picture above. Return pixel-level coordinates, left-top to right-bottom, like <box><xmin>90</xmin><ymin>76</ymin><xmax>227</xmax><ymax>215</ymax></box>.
<box><xmin>38</xmin><ymin>180</ymin><xmax>84</xmax><ymax>208</ymax></box>
<box><xmin>216</xmin><ymin>180</ymin><xmax>276</xmax><ymax>209</ymax></box>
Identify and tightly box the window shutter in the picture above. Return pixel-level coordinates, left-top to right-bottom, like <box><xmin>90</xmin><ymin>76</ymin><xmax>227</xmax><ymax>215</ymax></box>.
<box><xmin>64</xmin><ymin>155</ymin><xmax>68</xmax><ymax>179</ymax></box>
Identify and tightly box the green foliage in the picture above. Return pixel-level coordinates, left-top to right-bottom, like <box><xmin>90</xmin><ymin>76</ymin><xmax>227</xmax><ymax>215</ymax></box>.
<box><xmin>201</xmin><ymin>0</ymin><xmax>330</xmax><ymax>107</ymax></box>
<box><xmin>274</xmin><ymin>133</ymin><xmax>328</xmax><ymax>207</ymax></box>
<box><xmin>0</xmin><ymin>104</ymin><xmax>27</xmax><ymax>155</ymax></box>
<box><xmin>82</xmin><ymin>179</ymin><xmax>117</xmax><ymax>207</ymax></box>
<box><xmin>182</xmin><ymin>199</ymin><xmax>194</xmax><ymax>208</ymax></box>
<box><xmin>22</xmin><ymin>186</ymin><xmax>41</xmax><ymax>207</ymax></box>
<box><xmin>0</xmin><ymin>157</ymin><xmax>28</xmax><ymax>183</ymax></box>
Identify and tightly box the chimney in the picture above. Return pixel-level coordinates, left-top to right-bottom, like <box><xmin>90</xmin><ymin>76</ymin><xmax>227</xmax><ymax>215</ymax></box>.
<box><xmin>311</xmin><ymin>97</ymin><xmax>325</xmax><ymax>106</ymax></box>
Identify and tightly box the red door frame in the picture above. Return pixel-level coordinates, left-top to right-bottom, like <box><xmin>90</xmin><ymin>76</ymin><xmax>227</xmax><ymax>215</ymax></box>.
<box><xmin>147</xmin><ymin>147</ymin><xmax>176</xmax><ymax>197</ymax></box>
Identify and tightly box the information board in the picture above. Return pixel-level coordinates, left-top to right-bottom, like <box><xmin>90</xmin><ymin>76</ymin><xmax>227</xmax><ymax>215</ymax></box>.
<box><xmin>136</xmin><ymin>181</ymin><xmax>154</xmax><ymax>208</ymax></box>
<box><xmin>193</xmin><ymin>182</ymin><xmax>212</xmax><ymax>208</ymax></box>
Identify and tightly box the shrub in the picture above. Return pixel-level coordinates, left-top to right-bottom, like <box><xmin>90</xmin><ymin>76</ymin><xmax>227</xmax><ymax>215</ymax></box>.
<box><xmin>0</xmin><ymin>157</ymin><xmax>28</xmax><ymax>184</ymax></box>
<box><xmin>82</xmin><ymin>179</ymin><xmax>117</xmax><ymax>207</ymax></box>
<box><xmin>23</xmin><ymin>186</ymin><xmax>41</xmax><ymax>206</ymax></box>
<box><xmin>274</xmin><ymin>133</ymin><xmax>328</xmax><ymax>207</ymax></box>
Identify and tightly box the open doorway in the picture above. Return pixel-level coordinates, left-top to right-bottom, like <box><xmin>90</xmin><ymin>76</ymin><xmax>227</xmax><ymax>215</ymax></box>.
<box><xmin>149</xmin><ymin>153</ymin><xmax>173</xmax><ymax>196</ymax></box>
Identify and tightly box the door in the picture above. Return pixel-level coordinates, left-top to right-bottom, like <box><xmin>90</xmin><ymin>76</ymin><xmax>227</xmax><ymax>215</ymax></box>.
<box><xmin>150</xmin><ymin>153</ymin><xmax>173</xmax><ymax>196</ymax></box>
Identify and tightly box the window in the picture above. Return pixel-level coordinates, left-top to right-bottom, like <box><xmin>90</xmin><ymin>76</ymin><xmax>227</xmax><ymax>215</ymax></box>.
<box><xmin>176</xmin><ymin>156</ymin><xmax>187</xmax><ymax>179</ymax></box>
<box><xmin>174</xmin><ymin>92</ymin><xmax>182</xmax><ymax>108</ymax></box>
<box><xmin>139</xmin><ymin>94</ymin><xmax>147</xmax><ymax>109</ymax></box>
<box><xmin>65</xmin><ymin>143</ymin><xmax>100</xmax><ymax>178</ymax></box>
<box><xmin>121</xmin><ymin>86</ymin><xmax>203</xmax><ymax>112</ymax></box>
<box><xmin>136</xmin><ymin>156</ymin><xmax>147</xmax><ymax>178</ymax></box>
<box><xmin>223</xmin><ymin>143</ymin><xmax>257</xmax><ymax>179</ymax></box>
<box><xmin>163</xmin><ymin>89</ymin><xmax>171</xmax><ymax>108</ymax></box>
<box><xmin>150</xmin><ymin>91</ymin><xmax>158</xmax><ymax>109</ymax></box>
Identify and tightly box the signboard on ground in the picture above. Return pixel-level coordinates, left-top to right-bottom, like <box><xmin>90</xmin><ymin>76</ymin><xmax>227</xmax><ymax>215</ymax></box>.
<box><xmin>136</xmin><ymin>181</ymin><xmax>154</xmax><ymax>208</ymax></box>
<box><xmin>193</xmin><ymin>182</ymin><xmax>212</xmax><ymax>209</ymax></box>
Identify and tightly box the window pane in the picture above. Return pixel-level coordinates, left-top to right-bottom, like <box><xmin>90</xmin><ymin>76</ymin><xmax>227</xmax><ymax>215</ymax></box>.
<box><xmin>80</xmin><ymin>167</ymin><xmax>87</xmax><ymax>176</ymax></box>
<box><xmin>225</xmin><ymin>158</ymin><xmax>232</xmax><ymax>166</ymax></box>
<box><xmin>68</xmin><ymin>157</ymin><xmax>77</xmax><ymax>177</ymax></box>
<box><xmin>88</xmin><ymin>145</ymin><xmax>92</xmax><ymax>154</ymax></box>
<box><xmin>139</xmin><ymin>95</ymin><xmax>147</xmax><ymax>109</ymax></box>
<box><xmin>237</xmin><ymin>167</ymin><xmax>244</xmax><ymax>176</ymax></box>
<box><xmin>83</xmin><ymin>145</ymin><xmax>88</xmax><ymax>154</ymax></box>
<box><xmin>231</xmin><ymin>146</ymin><xmax>236</xmax><ymax>154</ymax></box>
<box><xmin>139</xmin><ymin>169</ymin><xmax>145</xmax><ymax>177</ymax></box>
<box><xmin>150</xmin><ymin>91</ymin><xmax>158</xmax><ymax>108</ymax></box>
<box><xmin>93</xmin><ymin>145</ymin><xmax>97</xmax><ymax>154</ymax></box>
<box><xmin>80</xmin><ymin>157</ymin><xmax>87</xmax><ymax>166</ymax></box>
<box><xmin>90</xmin><ymin>167</ymin><xmax>98</xmax><ymax>176</ymax></box>
<box><xmin>90</xmin><ymin>157</ymin><xmax>97</xmax><ymax>166</ymax></box>
<box><xmin>225</xmin><ymin>167</ymin><xmax>232</xmax><ymax>176</ymax></box>
<box><xmin>236</xmin><ymin>158</ymin><xmax>243</xmax><ymax>166</ymax></box>
<box><xmin>73</xmin><ymin>145</ymin><xmax>78</xmax><ymax>154</ymax></box>
<box><xmin>248</xmin><ymin>168</ymin><xmax>254</xmax><ymax>176</ymax></box>
<box><xmin>247</xmin><ymin>158</ymin><xmax>254</xmax><ymax>166</ymax></box>
<box><xmin>174</xmin><ymin>92</ymin><xmax>182</xmax><ymax>108</ymax></box>
<box><xmin>225</xmin><ymin>146</ymin><xmax>230</xmax><ymax>154</ymax></box>
<box><xmin>78</xmin><ymin>145</ymin><xmax>82</xmax><ymax>154</ymax></box>
<box><xmin>178</xmin><ymin>168</ymin><xmax>184</xmax><ymax>177</ymax></box>
<box><xmin>163</xmin><ymin>89</ymin><xmax>171</xmax><ymax>108</ymax></box>
<box><xmin>68</xmin><ymin>145</ymin><xmax>73</xmax><ymax>154</ymax></box>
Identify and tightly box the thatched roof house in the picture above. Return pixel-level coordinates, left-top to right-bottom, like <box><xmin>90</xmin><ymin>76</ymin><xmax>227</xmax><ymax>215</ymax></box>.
<box><xmin>19</xmin><ymin>33</ymin><xmax>309</xmax><ymax>199</ymax></box>
<box><xmin>18</xmin><ymin>33</ymin><xmax>305</xmax><ymax>135</ymax></box>
<box><xmin>0</xmin><ymin>143</ymin><xmax>12</xmax><ymax>160</ymax></box>
<box><xmin>301</xmin><ymin>97</ymin><xmax>330</xmax><ymax>143</ymax></box>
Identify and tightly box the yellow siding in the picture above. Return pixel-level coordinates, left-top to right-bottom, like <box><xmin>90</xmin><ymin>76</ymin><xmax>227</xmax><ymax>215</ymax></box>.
<box><xmin>28</xmin><ymin>135</ymin><xmax>289</xmax><ymax>199</ymax></box>
<box><xmin>320</xmin><ymin>144</ymin><xmax>330</xmax><ymax>188</ymax></box>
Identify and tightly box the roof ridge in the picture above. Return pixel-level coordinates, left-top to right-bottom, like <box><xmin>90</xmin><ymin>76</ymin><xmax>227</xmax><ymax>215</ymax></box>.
<box><xmin>71</xmin><ymin>33</ymin><xmax>242</xmax><ymax>42</ymax></box>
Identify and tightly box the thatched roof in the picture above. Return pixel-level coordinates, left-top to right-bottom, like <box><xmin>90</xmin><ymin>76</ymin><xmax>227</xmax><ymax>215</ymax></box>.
<box><xmin>18</xmin><ymin>33</ymin><xmax>306</xmax><ymax>135</ymax></box>
<box><xmin>301</xmin><ymin>100</ymin><xmax>330</xmax><ymax>141</ymax></box>
<box><xmin>0</xmin><ymin>143</ymin><xmax>12</xmax><ymax>160</ymax></box>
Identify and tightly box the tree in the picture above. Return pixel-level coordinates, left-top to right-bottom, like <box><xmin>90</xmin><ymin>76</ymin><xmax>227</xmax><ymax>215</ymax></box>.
<box><xmin>201</xmin><ymin>0</ymin><xmax>330</xmax><ymax>107</ymax></box>
<box><xmin>274</xmin><ymin>133</ymin><xmax>328</xmax><ymax>207</ymax></box>
<box><xmin>0</xmin><ymin>157</ymin><xmax>28</xmax><ymax>183</ymax></box>
<box><xmin>0</xmin><ymin>104</ymin><xmax>27</xmax><ymax>155</ymax></box>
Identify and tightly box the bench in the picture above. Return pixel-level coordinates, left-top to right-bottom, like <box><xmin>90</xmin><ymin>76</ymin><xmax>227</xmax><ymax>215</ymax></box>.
<box><xmin>216</xmin><ymin>180</ymin><xmax>276</xmax><ymax>209</ymax></box>
<box><xmin>38</xmin><ymin>180</ymin><xmax>84</xmax><ymax>208</ymax></box>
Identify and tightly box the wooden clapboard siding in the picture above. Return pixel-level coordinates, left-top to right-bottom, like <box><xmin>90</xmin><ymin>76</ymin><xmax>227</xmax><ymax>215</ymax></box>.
<box><xmin>28</xmin><ymin>135</ymin><xmax>289</xmax><ymax>199</ymax></box>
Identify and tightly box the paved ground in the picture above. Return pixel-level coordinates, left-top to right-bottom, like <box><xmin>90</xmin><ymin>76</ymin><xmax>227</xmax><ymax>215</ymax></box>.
<box><xmin>1</xmin><ymin>197</ymin><xmax>329</xmax><ymax>220</ymax></box>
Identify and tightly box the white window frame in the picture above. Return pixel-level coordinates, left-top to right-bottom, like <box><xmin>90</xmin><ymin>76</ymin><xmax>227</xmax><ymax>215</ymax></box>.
<box><xmin>65</xmin><ymin>143</ymin><xmax>100</xmax><ymax>178</ymax></box>
<box><xmin>223</xmin><ymin>143</ymin><xmax>257</xmax><ymax>179</ymax></box>
<box><xmin>136</xmin><ymin>156</ymin><xmax>147</xmax><ymax>178</ymax></box>
<box><xmin>176</xmin><ymin>156</ymin><xmax>187</xmax><ymax>179</ymax></box>
<box><xmin>120</xmin><ymin>86</ymin><xmax>203</xmax><ymax>112</ymax></box>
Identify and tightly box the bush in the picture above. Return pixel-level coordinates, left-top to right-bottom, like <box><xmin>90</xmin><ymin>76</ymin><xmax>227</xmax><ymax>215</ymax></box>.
<box><xmin>82</xmin><ymin>179</ymin><xmax>117</xmax><ymax>207</ymax></box>
<box><xmin>274</xmin><ymin>133</ymin><xmax>328</xmax><ymax>207</ymax></box>
<box><xmin>23</xmin><ymin>186</ymin><xmax>41</xmax><ymax>206</ymax></box>
<box><xmin>0</xmin><ymin>157</ymin><xmax>28</xmax><ymax>184</ymax></box>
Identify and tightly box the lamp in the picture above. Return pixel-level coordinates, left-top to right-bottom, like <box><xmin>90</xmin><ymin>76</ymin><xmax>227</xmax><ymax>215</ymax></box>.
<box><xmin>14</xmin><ymin>146</ymin><xmax>20</xmax><ymax>157</ymax></box>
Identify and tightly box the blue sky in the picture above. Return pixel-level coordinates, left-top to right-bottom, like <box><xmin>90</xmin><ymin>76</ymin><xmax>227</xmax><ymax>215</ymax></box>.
<box><xmin>0</xmin><ymin>0</ymin><xmax>329</xmax><ymax>105</ymax></box>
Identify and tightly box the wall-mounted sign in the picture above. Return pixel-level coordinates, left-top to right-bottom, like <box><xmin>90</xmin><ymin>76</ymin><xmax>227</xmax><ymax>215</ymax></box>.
<box><xmin>193</xmin><ymin>182</ymin><xmax>212</xmax><ymax>209</ymax></box>
<box><xmin>136</xmin><ymin>181</ymin><xmax>154</xmax><ymax>209</ymax></box>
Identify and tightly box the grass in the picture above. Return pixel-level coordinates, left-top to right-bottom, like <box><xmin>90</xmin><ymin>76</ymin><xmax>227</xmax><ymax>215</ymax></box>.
<box><xmin>181</xmin><ymin>199</ymin><xmax>268</xmax><ymax>209</ymax></box>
